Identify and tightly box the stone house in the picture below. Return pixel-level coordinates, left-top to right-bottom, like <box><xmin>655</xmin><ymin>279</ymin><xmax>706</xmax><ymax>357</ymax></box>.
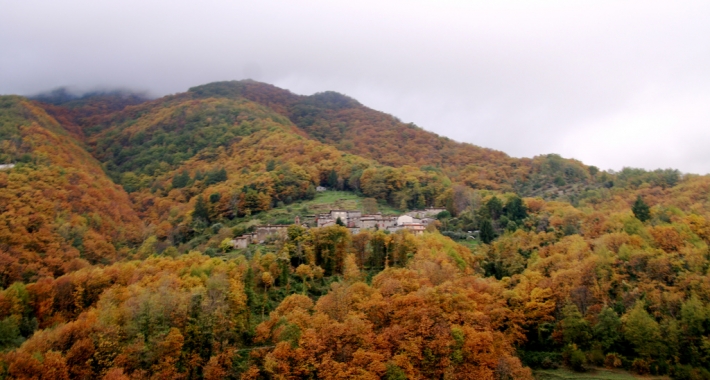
<box><xmin>229</xmin><ymin>232</ymin><xmax>258</xmax><ymax>249</ymax></box>
<box><xmin>232</xmin><ymin>236</ymin><xmax>250</xmax><ymax>249</ymax></box>
<box><xmin>255</xmin><ymin>224</ymin><xmax>290</xmax><ymax>242</ymax></box>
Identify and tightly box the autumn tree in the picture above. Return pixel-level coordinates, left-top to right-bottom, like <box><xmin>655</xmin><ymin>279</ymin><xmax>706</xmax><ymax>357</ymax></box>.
<box><xmin>593</xmin><ymin>306</ymin><xmax>621</xmax><ymax>352</ymax></box>
<box><xmin>559</xmin><ymin>303</ymin><xmax>591</xmax><ymax>348</ymax></box>
<box><xmin>362</xmin><ymin>198</ymin><xmax>378</xmax><ymax>214</ymax></box>
<box><xmin>624</xmin><ymin>302</ymin><xmax>662</xmax><ymax>358</ymax></box>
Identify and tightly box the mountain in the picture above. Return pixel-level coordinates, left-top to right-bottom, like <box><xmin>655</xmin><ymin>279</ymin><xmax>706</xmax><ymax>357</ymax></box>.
<box><xmin>188</xmin><ymin>81</ymin><xmax>599</xmax><ymax>197</ymax></box>
<box><xmin>2</xmin><ymin>80</ymin><xmax>710</xmax><ymax>378</ymax></box>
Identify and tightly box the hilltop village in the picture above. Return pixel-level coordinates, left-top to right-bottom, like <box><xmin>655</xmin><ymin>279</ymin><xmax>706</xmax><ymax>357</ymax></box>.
<box><xmin>229</xmin><ymin>207</ymin><xmax>446</xmax><ymax>249</ymax></box>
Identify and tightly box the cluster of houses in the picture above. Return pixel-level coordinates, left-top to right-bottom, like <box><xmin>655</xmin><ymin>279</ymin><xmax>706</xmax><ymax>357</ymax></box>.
<box><xmin>229</xmin><ymin>207</ymin><xmax>446</xmax><ymax>249</ymax></box>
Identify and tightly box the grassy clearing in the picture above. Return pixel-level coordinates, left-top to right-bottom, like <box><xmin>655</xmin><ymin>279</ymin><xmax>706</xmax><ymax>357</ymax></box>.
<box><xmin>456</xmin><ymin>239</ymin><xmax>479</xmax><ymax>251</ymax></box>
<box><xmin>534</xmin><ymin>368</ymin><xmax>669</xmax><ymax>380</ymax></box>
<box><xmin>244</xmin><ymin>191</ymin><xmax>402</xmax><ymax>225</ymax></box>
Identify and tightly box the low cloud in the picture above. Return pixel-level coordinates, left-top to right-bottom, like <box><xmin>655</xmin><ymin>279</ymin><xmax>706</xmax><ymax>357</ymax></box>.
<box><xmin>2</xmin><ymin>0</ymin><xmax>708</xmax><ymax>173</ymax></box>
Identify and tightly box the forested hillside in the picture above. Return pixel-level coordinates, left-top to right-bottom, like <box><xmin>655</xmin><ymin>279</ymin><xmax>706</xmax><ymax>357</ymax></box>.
<box><xmin>0</xmin><ymin>96</ymin><xmax>142</xmax><ymax>288</ymax></box>
<box><xmin>187</xmin><ymin>81</ymin><xmax>599</xmax><ymax>198</ymax></box>
<box><xmin>1</xmin><ymin>81</ymin><xmax>709</xmax><ymax>379</ymax></box>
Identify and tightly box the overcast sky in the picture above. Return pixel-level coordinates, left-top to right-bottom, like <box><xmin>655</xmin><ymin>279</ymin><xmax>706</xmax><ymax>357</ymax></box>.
<box><xmin>2</xmin><ymin>0</ymin><xmax>709</xmax><ymax>174</ymax></box>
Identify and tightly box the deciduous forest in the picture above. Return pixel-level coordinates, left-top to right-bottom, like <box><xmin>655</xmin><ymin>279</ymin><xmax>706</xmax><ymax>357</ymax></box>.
<box><xmin>1</xmin><ymin>81</ymin><xmax>710</xmax><ymax>379</ymax></box>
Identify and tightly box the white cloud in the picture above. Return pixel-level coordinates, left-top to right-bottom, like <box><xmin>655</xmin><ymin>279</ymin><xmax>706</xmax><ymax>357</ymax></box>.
<box><xmin>1</xmin><ymin>0</ymin><xmax>709</xmax><ymax>173</ymax></box>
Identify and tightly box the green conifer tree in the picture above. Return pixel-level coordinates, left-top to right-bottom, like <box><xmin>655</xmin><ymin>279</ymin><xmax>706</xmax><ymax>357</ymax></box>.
<box><xmin>486</xmin><ymin>196</ymin><xmax>503</xmax><ymax>220</ymax></box>
<box><xmin>505</xmin><ymin>196</ymin><xmax>528</xmax><ymax>223</ymax></box>
<box><xmin>479</xmin><ymin>218</ymin><xmax>496</xmax><ymax>244</ymax></box>
<box><xmin>193</xmin><ymin>195</ymin><xmax>210</xmax><ymax>223</ymax></box>
<box><xmin>632</xmin><ymin>196</ymin><xmax>651</xmax><ymax>222</ymax></box>
<box><xmin>172</xmin><ymin>170</ymin><xmax>190</xmax><ymax>188</ymax></box>
<box><xmin>327</xmin><ymin>169</ymin><xmax>338</xmax><ymax>189</ymax></box>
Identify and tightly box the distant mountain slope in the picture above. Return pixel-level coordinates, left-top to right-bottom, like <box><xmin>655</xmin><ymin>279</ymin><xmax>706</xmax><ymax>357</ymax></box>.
<box><xmin>0</xmin><ymin>96</ymin><xmax>143</xmax><ymax>287</ymax></box>
<box><xmin>32</xmin><ymin>88</ymin><xmax>150</xmax><ymax>136</ymax></box>
<box><xmin>87</xmin><ymin>95</ymin><xmax>306</xmax><ymax>184</ymax></box>
<box><xmin>187</xmin><ymin>81</ymin><xmax>598</xmax><ymax>197</ymax></box>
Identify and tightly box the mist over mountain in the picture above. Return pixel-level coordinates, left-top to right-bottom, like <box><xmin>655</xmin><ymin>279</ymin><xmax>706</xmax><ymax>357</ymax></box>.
<box><xmin>31</xmin><ymin>87</ymin><xmax>151</xmax><ymax>107</ymax></box>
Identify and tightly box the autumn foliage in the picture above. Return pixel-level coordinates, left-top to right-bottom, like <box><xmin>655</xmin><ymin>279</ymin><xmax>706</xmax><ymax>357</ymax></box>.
<box><xmin>3</xmin><ymin>81</ymin><xmax>710</xmax><ymax>378</ymax></box>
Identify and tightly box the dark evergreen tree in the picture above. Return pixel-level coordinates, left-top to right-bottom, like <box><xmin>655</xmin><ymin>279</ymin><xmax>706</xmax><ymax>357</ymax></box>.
<box><xmin>328</xmin><ymin>169</ymin><xmax>338</xmax><ymax>189</ymax></box>
<box><xmin>505</xmin><ymin>196</ymin><xmax>528</xmax><ymax>223</ymax></box>
<box><xmin>193</xmin><ymin>195</ymin><xmax>210</xmax><ymax>223</ymax></box>
<box><xmin>486</xmin><ymin>196</ymin><xmax>503</xmax><ymax>220</ymax></box>
<box><xmin>171</xmin><ymin>170</ymin><xmax>190</xmax><ymax>188</ymax></box>
<box><xmin>479</xmin><ymin>219</ymin><xmax>496</xmax><ymax>244</ymax></box>
<box><xmin>184</xmin><ymin>293</ymin><xmax>213</xmax><ymax>368</ymax></box>
<box><xmin>205</xmin><ymin>167</ymin><xmax>227</xmax><ymax>185</ymax></box>
<box><xmin>217</xmin><ymin>167</ymin><xmax>227</xmax><ymax>181</ymax></box>
<box><xmin>335</xmin><ymin>217</ymin><xmax>345</xmax><ymax>226</ymax></box>
<box><xmin>327</xmin><ymin>169</ymin><xmax>338</xmax><ymax>189</ymax></box>
<box><xmin>632</xmin><ymin>196</ymin><xmax>651</xmax><ymax>222</ymax></box>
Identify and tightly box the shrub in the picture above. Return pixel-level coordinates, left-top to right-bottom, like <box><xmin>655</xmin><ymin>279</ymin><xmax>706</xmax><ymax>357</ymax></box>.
<box><xmin>604</xmin><ymin>353</ymin><xmax>623</xmax><ymax>369</ymax></box>
<box><xmin>632</xmin><ymin>358</ymin><xmax>650</xmax><ymax>375</ymax></box>
<box><xmin>588</xmin><ymin>349</ymin><xmax>605</xmax><ymax>367</ymax></box>
<box><xmin>436</xmin><ymin>210</ymin><xmax>451</xmax><ymax>219</ymax></box>
<box><xmin>568</xmin><ymin>347</ymin><xmax>587</xmax><ymax>372</ymax></box>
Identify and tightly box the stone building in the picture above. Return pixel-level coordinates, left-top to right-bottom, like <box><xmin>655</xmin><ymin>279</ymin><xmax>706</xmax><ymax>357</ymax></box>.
<box><xmin>255</xmin><ymin>224</ymin><xmax>290</xmax><ymax>242</ymax></box>
<box><xmin>232</xmin><ymin>236</ymin><xmax>250</xmax><ymax>249</ymax></box>
<box><xmin>316</xmin><ymin>210</ymin><xmax>362</xmax><ymax>227</ymax></box>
